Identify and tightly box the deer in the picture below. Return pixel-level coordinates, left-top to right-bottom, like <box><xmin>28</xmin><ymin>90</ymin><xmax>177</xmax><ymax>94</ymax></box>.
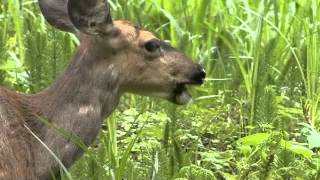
<box><xmin>0</xmin><ymin>0</ymin><xmax>206</xmax><ymax>179</ymax></box>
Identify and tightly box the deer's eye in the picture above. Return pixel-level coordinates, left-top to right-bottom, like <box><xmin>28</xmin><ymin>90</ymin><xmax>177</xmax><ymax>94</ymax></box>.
<box><xmin>144</xmin><ymin>40</ymin><xmax>160</xmax><ymax>52</ymax></box>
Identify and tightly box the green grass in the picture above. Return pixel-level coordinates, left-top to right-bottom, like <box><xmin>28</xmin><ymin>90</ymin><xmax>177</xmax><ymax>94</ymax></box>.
<box><xmin>1</xmin><ymin>0</ymin><xmax>320</xmax><ymax>179</ymax></box>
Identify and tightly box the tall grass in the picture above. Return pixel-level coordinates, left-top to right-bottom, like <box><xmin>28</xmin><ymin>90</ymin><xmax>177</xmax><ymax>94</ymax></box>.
<box><xmin>1</xmin><ymin>0</ymin><xmax>320</xmax><ymax>179</ymax></box>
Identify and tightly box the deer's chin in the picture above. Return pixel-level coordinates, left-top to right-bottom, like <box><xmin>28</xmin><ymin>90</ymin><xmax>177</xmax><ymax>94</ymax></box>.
<box><xmin>171</xmin><ymin>84</ymin><xmax>192</xmax><ymax>105</ymax></box>
<box><xmin>146</xmin><ymin>84</ymin><xmax>193</xmax><ymax>105</ymax></box>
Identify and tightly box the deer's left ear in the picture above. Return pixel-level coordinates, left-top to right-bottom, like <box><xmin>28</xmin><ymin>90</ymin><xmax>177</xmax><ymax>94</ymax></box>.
<box><xmin>67</xmin><ymin>0</ymin><xmax>113</xmax><ymax>35</ymax></box>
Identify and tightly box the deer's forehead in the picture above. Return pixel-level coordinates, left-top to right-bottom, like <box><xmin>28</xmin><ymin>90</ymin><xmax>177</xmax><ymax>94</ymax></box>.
<box><xmin>114</xmin><ymin>20</ymin><xmax>158</xmax><ymax>42</ymax></box>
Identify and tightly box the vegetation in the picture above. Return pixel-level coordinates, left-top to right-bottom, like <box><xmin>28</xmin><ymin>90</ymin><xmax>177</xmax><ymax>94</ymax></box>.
<box><xmin>1</xmin><ymin>0</ymin><xmax>320</xmax><ymax>179</ymax></box>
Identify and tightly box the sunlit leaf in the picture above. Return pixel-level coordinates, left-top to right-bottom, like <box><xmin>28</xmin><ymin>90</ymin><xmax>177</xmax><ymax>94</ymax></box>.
<box><xmin>238</xmin><ymin>133</ymin><xmax>271</xmax><ymax>146</ymax></box>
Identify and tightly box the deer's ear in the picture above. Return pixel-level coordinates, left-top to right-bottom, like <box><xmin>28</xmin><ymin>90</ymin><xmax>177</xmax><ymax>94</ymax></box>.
<box><xmin>39</xmin><ymin>0</ymin><xmax>76</xmax><ymax>33</ymax></box>
<box><xmin>68</xmin><ymin>0</ymin><xmax>113</xmax><ymax>35</ymax></box>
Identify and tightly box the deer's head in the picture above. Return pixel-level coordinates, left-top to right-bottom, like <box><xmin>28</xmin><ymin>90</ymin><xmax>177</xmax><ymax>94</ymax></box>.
<box><xmin>39</xmin><ymin>0</ymin><xmax>206</xmax><ymax>105</ymax></box>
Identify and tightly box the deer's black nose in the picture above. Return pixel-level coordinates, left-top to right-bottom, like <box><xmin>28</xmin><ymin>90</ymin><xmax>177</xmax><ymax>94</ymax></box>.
<box><xmin>191</xmin><ymin>64</ymin><xmax>206</xmax><ymax>84</ymax></box>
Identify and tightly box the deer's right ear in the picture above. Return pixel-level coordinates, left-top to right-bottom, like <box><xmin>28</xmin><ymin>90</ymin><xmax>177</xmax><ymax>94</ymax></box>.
<box><xmin>68</xmin><ymin>0</ymin><xmax>114</xmax><ymax>35</ymax></box>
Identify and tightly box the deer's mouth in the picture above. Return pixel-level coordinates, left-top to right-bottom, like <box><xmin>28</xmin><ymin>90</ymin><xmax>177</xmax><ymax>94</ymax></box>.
<box><xmin>171</xmin><ymin>82</ymin><xmax>201</xmax><ymax>105</ymax></box>
<box><xmin>171</xmin><ymin>65</ymin><xmax>206</xmax><ymax>105</ymax></box>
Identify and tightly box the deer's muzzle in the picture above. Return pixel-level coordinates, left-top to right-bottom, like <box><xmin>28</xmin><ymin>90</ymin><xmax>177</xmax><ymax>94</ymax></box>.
<box><xmin>172</xmin><ymin>64</ymin><xmax>206</xmax><ymax>105</ymax></box>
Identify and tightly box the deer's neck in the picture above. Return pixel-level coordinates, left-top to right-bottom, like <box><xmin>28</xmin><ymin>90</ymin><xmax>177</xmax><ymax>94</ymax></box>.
<box><xmin>31</xmin><ymin>44</ymin><xmax>120</xmax><ymax>178</ymax></box>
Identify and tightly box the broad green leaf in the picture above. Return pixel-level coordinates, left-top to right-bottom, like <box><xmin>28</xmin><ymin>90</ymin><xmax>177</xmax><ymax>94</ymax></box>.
<box><xmin>287</xmin><ymin>145</ymin><xmax>313</xmax><ymax>159</ymax></box>
<box><xmin>307</xmin><ymin>132</ymin><xmax>320</xmax><ymax>149</ymax></box>
<box><xmin>238</xmin><ymin>133</ymin><xmax>271</xmax><ymax>146</ymax></box>
<box><xmin>281</xmin><ymin>140</ymin><xmax>313</xmax><ymax>159</ymax></box>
